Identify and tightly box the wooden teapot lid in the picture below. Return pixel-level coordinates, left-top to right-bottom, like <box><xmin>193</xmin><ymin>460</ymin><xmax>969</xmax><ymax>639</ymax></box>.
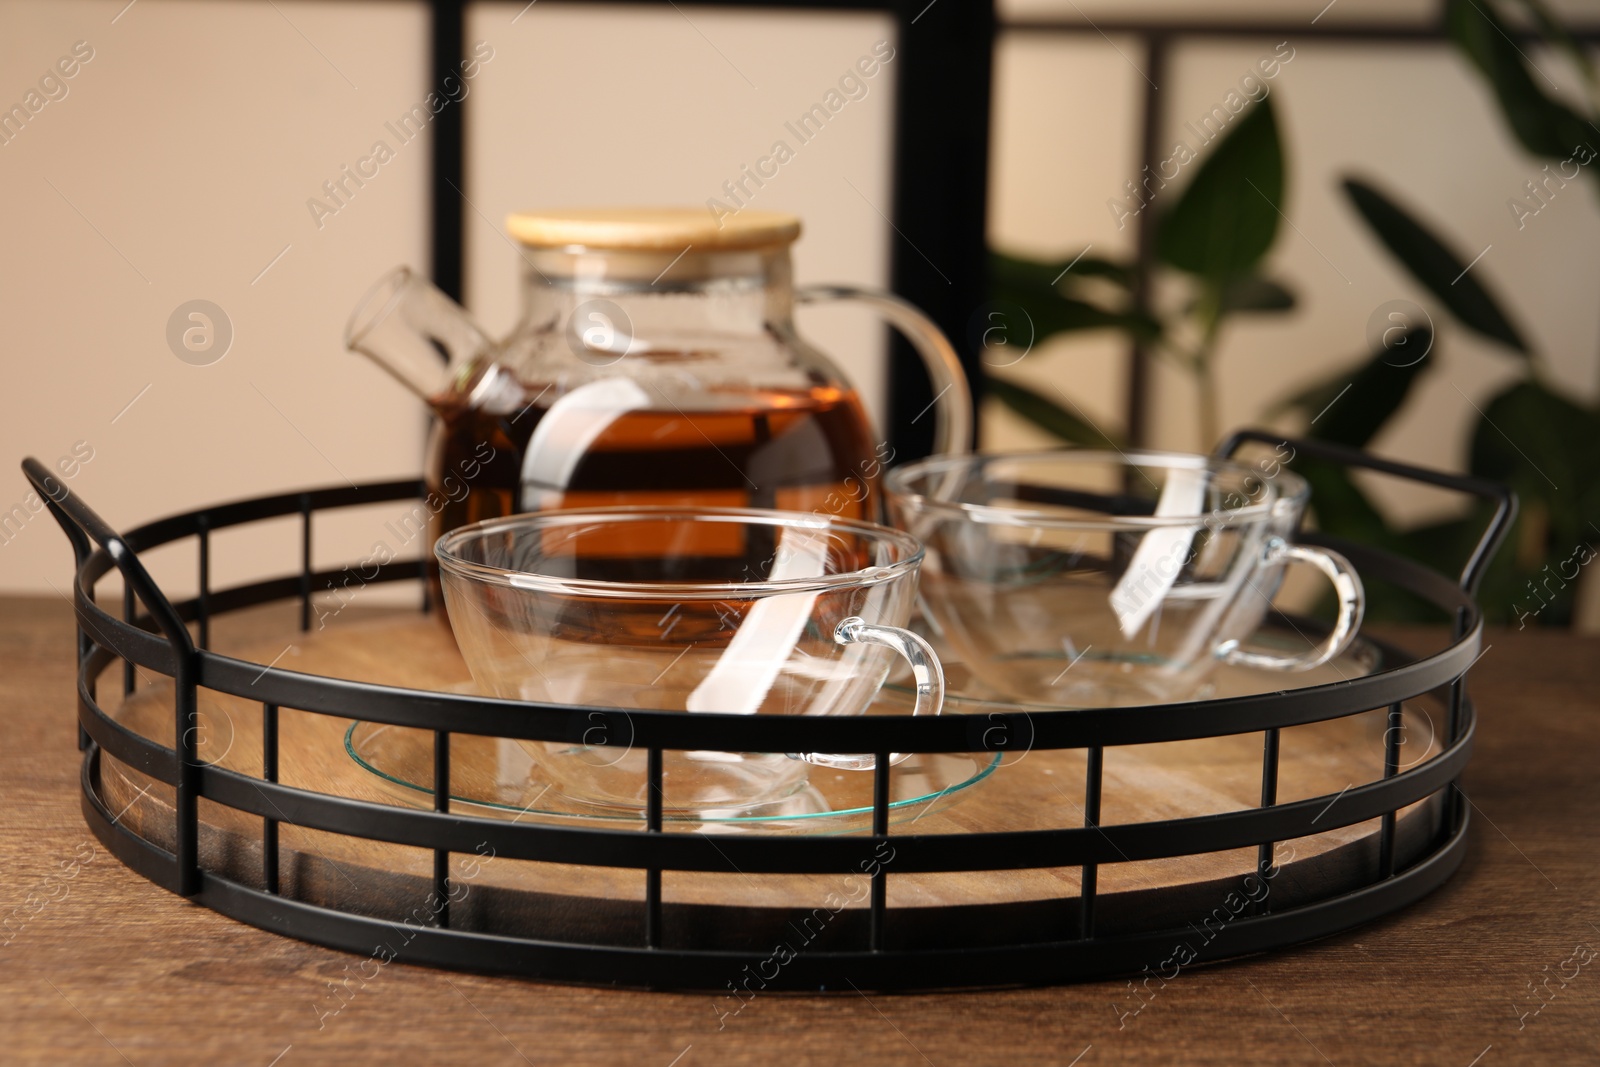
<box><xmin>505</xmin><ymin>207</ymin><xmax>801</xmax><ymax>252</ymax></box>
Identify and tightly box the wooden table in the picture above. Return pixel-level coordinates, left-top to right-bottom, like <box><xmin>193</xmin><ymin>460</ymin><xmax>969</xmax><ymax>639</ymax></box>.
<box><xmin>2</xmin><ymin>594</ymin><xmax>1596</xmax><ymax>1066</ymax></box>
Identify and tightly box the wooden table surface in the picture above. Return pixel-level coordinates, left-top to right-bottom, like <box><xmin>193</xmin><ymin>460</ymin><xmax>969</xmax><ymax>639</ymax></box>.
<box><xmin>2</xmin><ymin>594</ymin><xmax>1596</xmax><ymax>1066</ymax></box>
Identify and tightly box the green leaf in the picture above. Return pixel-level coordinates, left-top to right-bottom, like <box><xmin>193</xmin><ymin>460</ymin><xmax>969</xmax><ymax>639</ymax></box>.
<box><xmin>1512</xmin><ymin>0</ymin><xmax>1598</xmax><ymax>96</ymax></box>
<box><xmin>988</xmin><ymin>289</ymin><xmax>1158</xmax><ymax>341</ymax></box>
<box><xmin>989</xmin><ymin>251</ymin><xmax>1068</xmax><ymax>291</ymax></box>
<box><xmin>985</xmin><ymin>376</ymin><xmax>1125</xmax><ymax>449</ymax></box>
<box><xmin>1292</xmin><ymin>458</ymin><xmax>1395</xmax><ymax>552</ymax></box>
<box><xmin>1470</xmin><ymin>380</ymin><xmax>1600</xmax><ymax>538</ymax></box>
<box><xmin>1464</xmin><ymin>506</ymin><xmax>1559</xmax><ymax>626</ymax></box>
<box><xmin>990</xmin><ymin>251</ymin><xmax>1136</xmax><ymax>291</ymax></box>
<box><xmin>1217</xmin><ymin>276</ymin><xmax>1296</xmax><ymax>314</ymax></box>
<box><xmin>1391</xmin><ymin>511</ymin><xmax>1512</xmax><ymax>621</ymax></box>
<box><xmin>988</xmin><ymin>251</ymin><xmax>1160</xmax><ymax>341</ymax></box>
<box><xmin>1280</xmin><ymin>327</ymin><xmax>1433</xmax><ymax>449</ymax></box>
<box><xmin>1342</xmin><ymin>177</ymin><xmax>1531</xmax><ymax>355</ymax></box>
<box><xmin>1447</xmin><ymin>0</ymin><xmax>1595</xmax><ymax>161</ymax></box>
<box><xmin>1275</xmin><ymin>329</ymin><xmax>1437</xmax><ymax>614</ymax></box>
<box><xmin>1157</xmin><ymin>97</ymin><xmax>1284</xmax><ymax>282</ymax></box>
<box><xmin>1464</xmin><ymin>380</ymin><xmax>1600</xmax><ymax>625</ymax></box>
<box><xmin>1061</xmin><ymin>256</ymin><xmax>1138</xmax><ymax>288</ymax></box>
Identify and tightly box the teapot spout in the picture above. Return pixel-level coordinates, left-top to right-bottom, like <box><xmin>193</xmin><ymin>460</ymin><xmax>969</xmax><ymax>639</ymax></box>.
<box><xmin>345</xmin><ymin>266</ymin><xmax>493</xmax><ymax>407</ymax></box>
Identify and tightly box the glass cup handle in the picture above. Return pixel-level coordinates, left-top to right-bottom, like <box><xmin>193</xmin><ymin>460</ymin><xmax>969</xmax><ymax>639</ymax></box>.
<box><xmin>794</xmin><ymin>285</ymin><xmax>973</xmax><ymax>456</ymax></box>
<box><xmin>1219</xmin><ymin>537</ymin><xmax>1366</xmax><ymax>672</ymax></box>
<box><xmin>791</xmin><ymin>616</ymin><xmax>947</xmax><ymax>771</ymax></box>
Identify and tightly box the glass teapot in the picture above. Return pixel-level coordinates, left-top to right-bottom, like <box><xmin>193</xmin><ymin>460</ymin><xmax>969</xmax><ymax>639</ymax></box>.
<box><xmin>344</xmin><ymin>208</ymin><xmax>971</xmax><ymax>554</ymax></box>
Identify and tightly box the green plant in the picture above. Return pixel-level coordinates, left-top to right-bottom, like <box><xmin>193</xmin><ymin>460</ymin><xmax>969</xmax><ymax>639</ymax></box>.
<box><xmin>1293</xmin><ymin>0</ymin><xmax>1600</xmax><ymax>625</ymax></box>
<box><xmin>988</xmin><ymin>0</ymin><xmax>1600</xmax><ymax>626</ymax></box>
<box><xmin>988</xmin><ymin>96</ymin><xmax>1296</xmax><ymax>452</ymax></box>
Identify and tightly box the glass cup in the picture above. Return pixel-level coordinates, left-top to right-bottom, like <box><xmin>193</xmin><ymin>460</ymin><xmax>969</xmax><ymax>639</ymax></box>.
<box><xmin>435</xmin><ymin>507</ymin><xmax>944</xmax><ymax>814</ymax></box>
<box><xmin>885</xmin><ymin>451</ymin><xmax>1363</xmax><ymax>708</ymax></box>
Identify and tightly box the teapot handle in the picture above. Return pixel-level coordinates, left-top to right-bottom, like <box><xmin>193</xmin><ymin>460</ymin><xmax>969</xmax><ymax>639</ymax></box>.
<box><xmin>795</xmin><ymin>285</ymin><xmax>972</xmax><ymax>456</ymax></box>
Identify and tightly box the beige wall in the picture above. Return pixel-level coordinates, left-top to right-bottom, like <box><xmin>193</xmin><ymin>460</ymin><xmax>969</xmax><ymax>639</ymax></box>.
<box><xmin>0</xmin><ymin>0</ymin><xmax>894</xmax><ymax>597</ymax></box>
<box><xmin>0</xmin><ymin>0</ymin><xmax>432</xmax><ymax>598</ymax></box>
<box><xmin>3</xmin><ymin>0</ymin><xmax>1598</xmax><ymax>607</ymax></box>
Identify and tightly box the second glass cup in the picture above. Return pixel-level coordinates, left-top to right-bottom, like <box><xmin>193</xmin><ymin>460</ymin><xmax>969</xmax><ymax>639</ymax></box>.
<box><xmin>886</xmin><ymin>451</ymin><xmax>1364</xmax><ymax>708</ymax></box>
<box><xmin>435</xmin><ymin>507</ymin><xmax>943</xmax><ymax>815</ymax></box>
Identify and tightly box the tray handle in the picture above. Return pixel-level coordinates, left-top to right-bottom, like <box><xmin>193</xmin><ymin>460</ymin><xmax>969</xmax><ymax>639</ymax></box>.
<box><xmin>1215</xmin><ymin>430</ymin><xmax>1518</xmax><ymax>597</ymax></box>
<box><xmin>24</xmin><ymin>456</ymin><xmax>202</xmax><ymax>895</ymax></box>
<box><xmin>22</xmin><ymin>456</ymin><xmax>195</xmax><ymax>658</ymax></box>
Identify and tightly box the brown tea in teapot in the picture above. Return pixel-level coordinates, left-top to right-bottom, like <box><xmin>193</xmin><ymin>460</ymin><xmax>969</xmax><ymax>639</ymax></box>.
<box><xmin>428</xmin><ymin>382</ymin><xmax>888</xmax><ymax>560</ymax></box>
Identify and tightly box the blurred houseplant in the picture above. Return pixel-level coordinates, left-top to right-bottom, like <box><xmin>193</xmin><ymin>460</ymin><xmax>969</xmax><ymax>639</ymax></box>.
<box><xmin>987</xmin><ymin>94</ymin><xmax>1294</xmax><ymax>456</ymax></box>
<box><xmin>987</xmin><ymin>0</ymin><xmax>1600</xmax><ymax>626</ymax></box>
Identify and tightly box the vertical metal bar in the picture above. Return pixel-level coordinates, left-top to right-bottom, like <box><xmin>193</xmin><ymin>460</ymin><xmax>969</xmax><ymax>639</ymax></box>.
<box><xmin>884</xmin><ymin>0</ymin><xmax>993</xmax><ymax>458</ymax></box>
<box><xmin>79</xmin><ymin>596</ymin><xmax>93</xmax><ymax>750</ymax></box>
<box><xmin>869</xmin><ymin>750</ymin><xmax>891</xmax><ymax>951</ymax></box>
<box><xmin>645</xmin><ymin>747</ymin><xmax>663</xmax><ymax>948</ymax></box>
<box><xmin>1446</xmin><ymin>607</ymin><xmax>1465</xmax><ymax>735</ymax></box>
<box><xmin>196</xmin><ymin>516</ymin><xmax>211</xmax><ymax>651</ymax></box>
<box><xmin>1256</xmin><ymin>727</ymin><xmax>1281</xmax><ymax>911</ymax></box>
<box><xmin>1081</xmin><ymin>745</ymin><xmax>1103</xmax><ymax>938</ymax></box>
<box><xmin>298</xmin><ymin>494</ymin><xmax>312</xmax><ymax>633</ymax></box>
<box><xmin>34</xmin><ymin>474</ymin><xmax>94</xmax><ymax>749</ymax></box>
<box><xmin>78</xmin><ymin>582</ymin><xmax>94</xmax><ymax>750</ymax></box>
<box><xmin>262</xmin><ymin>703</ymin><xmax>279</xmax><ymax>895</ymax></box>
<box><xmin>1445</xmin><ymin>606</ymin><xmax>1468</xmax><ymax>832</ymax></box>
<box><xmin>175</xmin><ymin>652</ymin><xmax>200</xmax><ymax>896</ymax></box>
<box><xmin>1378</xmin><ymin>701</ymin><xmax>1403</xmax><ymax>878</ymax></box>
<box><xmin>1447</xmin><ymin>607</ymin><xmax>1468</xmax><ymax>744</ymax></box>
<box><xmin>433</xmin><ymin>729</ymin><xmax>450</xmax><ymax>928</ymax></box>
<box><xmin>424</xmin><ymin>0</ymin><xmax>462</xmax><ymax>575</ymax></box>
<box><xmin>1124</xmin><ymin>33</ymin><xmax>1169</xmax><ymax>448</ymax></box>
<box><xmin>420</xmin><ymin>542</ymin><xmax>433</xmax><ymax>616</ymax></box>
<box><xmin>122</xmin><ymin>583</ymin><xmax>136</xmax><ymax>697</ymax></box>
<box><xmin>430</xmin><ymin>0</ymin><xmax>465</xmax><ymax>301</ymax></box>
